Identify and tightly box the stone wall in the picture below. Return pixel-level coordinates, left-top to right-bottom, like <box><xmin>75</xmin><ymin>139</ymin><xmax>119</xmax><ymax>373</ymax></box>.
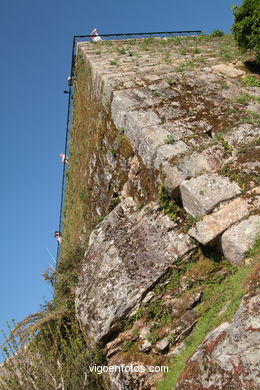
<box><xmin>70</xmin><ymin>36</ymin><xmax>260</xmax><ymax>389</ymax></box>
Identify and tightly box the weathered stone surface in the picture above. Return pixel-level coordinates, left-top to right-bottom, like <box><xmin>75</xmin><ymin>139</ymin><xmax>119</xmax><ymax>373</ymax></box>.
<box><xmin>189</xmin><ymin>187</ymin><xmax>260</xmax><ymax>245</ymax></box>
<box><xmin>211</xmin><ymin>63</ymin><xmax>245</xmax><ymax>77</ymax></box>
<box><xmin>139</xmin><ymin>340</ymin><xmax>152</xmax><ymax>352</ymax></box>
<box><xmin>169</xmin><ymin>311</ymin><xmax>198</xmax><ymax>342</ymax></box>
<box><xmin>161</xmin><ymin>145</ymin><xmax>228</xmax><ymax>194</ymax></box>
<box><xmin>76</xmin><ymin>198</ymin><xmax>195</xmax><ymax>342</ymax></box>
<box><xmin>153</xmin><ymin>141</ymin><xmax>189</xmax><ymax>170</ymax></box>
<box><xmin>177</xmin><ymin>144</ymin><xmax>228</xmax><ymax>178</ymax></box>
<box><xmin>162</xmin><ymin>162</ymin><xmax>186</xmax><ymax>192</ymax></box>
<box><xmin>154</xmin><ymin>338</ymin><xmax>170</xmax><ymax>353</ymax></box>
<box><xmin>180</xmin><ymin>173</ymin><xmax>241</xmax><ymax>217</ymax></box>
<box><xmin>221</xmin><ymin>215</ymin><xmax>260</xmax><ymax>265</ymax></box>
<box><xmin>223</xmin><ymin>123</ymin><xmax>260</xmax><ymax>147</ymax></box>
<box><xmin>176</xmin><ymin>269</ymin><xmax>260</xmax><ymax>389</ymax></box>
<box><xmin>150</xmin><ymin>121</ymin><xmax>194</xmax><ymax>140</ymax></box>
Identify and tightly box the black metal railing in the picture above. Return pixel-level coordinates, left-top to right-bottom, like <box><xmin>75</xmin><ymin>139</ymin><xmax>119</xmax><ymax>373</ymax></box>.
<box><xmin>55</xmin><ymin>29</ymin><xmax>202</xmax><ymax>262</ymax></box>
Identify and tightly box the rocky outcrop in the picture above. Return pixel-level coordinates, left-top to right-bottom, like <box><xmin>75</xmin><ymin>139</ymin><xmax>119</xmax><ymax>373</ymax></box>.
<box><xmin>175</xmin><ymin>266</ymin><xmax>260</xmax><ymax>390</ymax></box>
<box><xmin>76</xmin><ymin>198</ymin><xmax>195</xmax><ymax>342</ymax></box>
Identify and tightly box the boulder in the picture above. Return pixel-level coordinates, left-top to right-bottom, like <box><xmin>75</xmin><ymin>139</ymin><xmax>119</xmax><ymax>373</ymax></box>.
<box><xmin>180</xmin><ymin>173</ymin><xmax>241</xmax><ymax>217</ymax></box>
<box><xmin>221</xmin><ymin>215</ymin><xmax>260</xmax><ymax>265</ymax></box>
<box><xmin>189</xmin><ymin>187</ymin><xmax>260</xmax><ymax>245</ymax></box>
<box><xmin>76</xmin><ymin>198</ymin><xmax>195</xmax><ymax>342</ymax></box>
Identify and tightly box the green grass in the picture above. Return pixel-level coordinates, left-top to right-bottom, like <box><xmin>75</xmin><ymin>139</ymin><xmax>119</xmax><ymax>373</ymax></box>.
<box><xmin>246</xmin><ymin>235</ymin><xmax>260</xmax><ymax>257</ymax></box>
<box><xmin>175</xmin><ymin>60</ymin><xmax>196</xmax><ymax>72</ymax></box>
<box><xmin>109</xmin><ymin>60</ymin><xmax>118</xmax><ymax>66</ymax></box>
<box><xmin>242</xmin><ymin>75</ymin><xmax>260</xmax><ymax>88</ymax></box>
<box><xmin>164</xmin><ymin>135</ymin><xmax>176</xmax><ymax>144</ymax></box>
<box><xmin>156</xmin><ymin>261</ymin><xmax>258</xmax><ymax>390</ymax></box>
<box><xmin>158</xmin><ymin>185</ymin><xmax>181</xmax><ymax>221</ymax></box>
<box><xmin>234</xmin><ymin>93</ymin><xmax>260</xmax><ymax>106</ymax></box>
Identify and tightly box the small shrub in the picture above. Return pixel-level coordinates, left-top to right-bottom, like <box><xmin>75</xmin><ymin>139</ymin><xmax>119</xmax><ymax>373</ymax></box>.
<box><xmin>164</xmin><ymin>135</ymin><xmax>176</xmax><ymax>144</ymax></box>
<box><xmin>158</xmin><ymin>185</ymin><xmax>181</xmax><ymax>221</ymax></box>
<box><xmin>192</xmin><ymin>47</ymin><xmax>201</xmax><ymax>54</ymax></box>
<box><xmin>210</xmin><ymin>29</ymin><xmax>225</xmax><ymax>37</ymax></box>
<box><xmin>166</xmin><ymin>77</ymin><xmax>175</xmax><ymax>86</ymax></box>
<box><xmin>121</xmin><ymin>341</ymin><xmax>133</xmax><ymax>352</ymax></box>
<box><xmin>109</xmin><ymin>60</ymin><xmax>118</xmax><ymax>66</ymax></box>
<box><xmin>147</xmin><ymin>330</ymin><xmax>160</xmax><ymax>344</ymax></box>
<box><xmin>117</xmin><ymin>47</ymin><xmax>126</xmax><ymax>55</ymax></box>
<box><xmin>153</xmin><ymin>90</ymin><xmax>161</xmax><ymax>97</ymax></box>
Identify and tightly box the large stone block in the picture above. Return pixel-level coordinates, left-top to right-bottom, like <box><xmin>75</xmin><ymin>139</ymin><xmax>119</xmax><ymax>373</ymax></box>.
<box><xmin>211</xmin><ymin>63</ymin><xmax>245</xmax><ymax>77</ymax></box>
<box><xmin>180</xmin><ymin>173</ymin><xmax>241</xmax><ymax>217</ymax></box>
<box><xmin>223</xmin><ymin>124</ymin><xmax>260</xmax><ymax>148</ymax></box>
<box><xmin>189</xmin><ymin>187</ymin><xmax>260</xmax><ymax>245</ymax></box>
<box><xmin>221</xmin><ymin>215</ymin><xmax>260</xmax><ymax>265</ymax></box>
<box><xmin>153</xmin><ymin>141</ymin><xmax>189</xmax><ymax>170</ymax></box>
<box><xmin>76</xmin><ymin>198</ymin><xmax>195</xmax><ymax>342</ymax></box>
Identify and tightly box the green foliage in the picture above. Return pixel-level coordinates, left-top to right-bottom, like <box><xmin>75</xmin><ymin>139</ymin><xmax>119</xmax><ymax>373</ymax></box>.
<box><xmin>147</xmin><ymin>330</ymin><xmax>160</xmax><ymax>344</ymax></box>
<box><xmin>245</xmin><ymin>234</ymin><xmax>260</xmax><ymax>257</ymax></box>
<box><xmin>184</xmin><ymin>214</ymin><xmax>201</xmax><ymax>231</ymax></box>
<box><xmin>0</xmin><ymin>319</ymin><xmax>104</xmax><ymax>390</ymax></box>
<box><xmin>79</xmin><ymin>189</ymin><xmax>89</xmax><ymax>202</ymax></box>
<box><xmin>146</xmin><ymin>300</ymin><xmax>172</xmax><ymax>324</ymax></box>
<box><xmin>192</xmin><ymin>47</ymin><xmax>201</xmax><ymax>54</ymax></box>
<box><xmin>158</xmin><ymin>185</ymin><xmax>181</xmax><ymax>221</ymax></box>
<box><xmin>235</xmin><ymin>92</ymin><xmax>260</xmax><ymax>105</ymax></box>
<box><xmin>124</xmin><ymin>307</ymin><xmax>146</xmax><ymax>330</ymax></box>
<box><xmin>109</xmin><ymin>60</ymin><xmax>118</xmax><ymax>66</ymax></box>
<box><xmin>232</xmin><ymin>0</ymin><xmax>260</xmax><ymax>63</ymax></box>
<box><xmin>179</xmin><ymin>47</ymin><xmax>187</xmax><ymax>55</ymax></box>
<box><xmin>116</xmin><ymin>47</ymin><xmax>126</xmax><ymax>55</ymax></box>
<box><xmin>121</xmin><ymin>341</ymin><xmax>133</xmax><ymax>352</ymax></box>
<box><xmin>210</xmin><ymin>29</ymin><xmax>225</xmax><ymax>37</ymax></box>
<box><xmin>242</xmin><ymin>75</ymin><xmax>260</xmax><ymax>87</ymax></box>
<box><xmin>55</xmin><ymin>245</ymin><xmax>85</xmax><ymax>304</ymax></box>
<box><xmin>152</xmin><ymin>90</ymin><xmax>161</xmax><ymax>97</ymax></box>
<box><xmin>165</xmin><ymin>77</ymin><xmax>174</xmax><ymax>86</ymax></box>
<box><xmin>214</xmin><ymin>133</ymin><xmax>233</xmax><ymax>153</ymax></box>
<box><xmin>107</xmin><ymin>147</ymin><xmax>116</xmax><ymax>158</ymax></box>
<box><xmin>168</xmin><ymin>36</ymin><xmax>181</xmax><ymax>45</ymax></box>
<box><xmin>164</xmin><ymin>135</ymin><xmax>176</xmax><ymax>144</ymax></box>
<box><xmin>175</xmin><ymin>60</ymin><xmax>196</xmax><ymax>72</ymax></box>
<box><xmin>235</xmin><ymin>93</ymin><xmax>250</xmax><ymax>105</ymax></box>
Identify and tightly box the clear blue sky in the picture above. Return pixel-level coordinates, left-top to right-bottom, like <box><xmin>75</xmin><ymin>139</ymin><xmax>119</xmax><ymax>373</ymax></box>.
<box><xmin>0</xmin><ymin>0</ymin><xmax>242</xmax><ymax>345</ymax></box>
